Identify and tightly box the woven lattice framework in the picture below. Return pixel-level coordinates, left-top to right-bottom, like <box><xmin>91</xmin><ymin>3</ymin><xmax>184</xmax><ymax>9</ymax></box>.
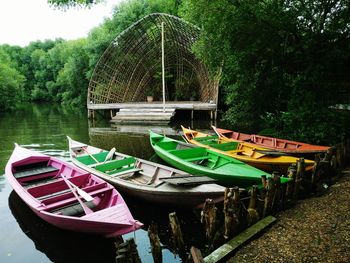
<box><xmin>88</xmin><ymin>13</ymin><xmax>218</xmax><ymax>104</ymax></box>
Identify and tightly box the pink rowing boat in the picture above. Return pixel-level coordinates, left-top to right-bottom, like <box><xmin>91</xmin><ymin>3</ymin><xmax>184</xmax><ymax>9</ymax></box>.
<box><xmin>5</xmin><ymin>144</ymin><xmax>143</xmax><ymax>237</ymax></box>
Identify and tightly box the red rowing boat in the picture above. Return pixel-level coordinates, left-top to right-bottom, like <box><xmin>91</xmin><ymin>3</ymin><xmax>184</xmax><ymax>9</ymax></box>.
<box><xmin>213</xmin><ymin>126</ymin><xmax>330</xmax><ymax>154</ymax></box>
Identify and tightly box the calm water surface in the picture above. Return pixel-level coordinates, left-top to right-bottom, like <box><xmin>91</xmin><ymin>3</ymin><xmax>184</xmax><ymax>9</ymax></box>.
<box><xmin>0</xmin><ymin>104</ymin><xmax>215</xmax><ymax>263</ymax></box>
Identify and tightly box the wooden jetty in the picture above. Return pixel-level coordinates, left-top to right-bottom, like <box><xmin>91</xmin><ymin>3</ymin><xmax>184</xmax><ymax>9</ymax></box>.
<box><xmin>88</xmin><ymin>101</ymin><xmax>218</xmax><ymax>122</ymax></box>
<box><xmin>86</xmin><ymin>14</ymin><xmax>220</xmax><ymax>123</ymax></box>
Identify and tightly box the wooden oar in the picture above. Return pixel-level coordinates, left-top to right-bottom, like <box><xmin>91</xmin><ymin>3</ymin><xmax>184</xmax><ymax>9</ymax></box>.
<box><xmin>60</xmin><ymin>174</ymin><xmax>94</xmax><ymax>215</ymax></box>
<box><xmin>81</xmin><ymin>147</ymin><xmax>99</xmax><ymax>164</ymax></box>
<box><xmin>103</xmin><ymin>147</ymin><xmax>116</xmax><ymax>164</ymax></box>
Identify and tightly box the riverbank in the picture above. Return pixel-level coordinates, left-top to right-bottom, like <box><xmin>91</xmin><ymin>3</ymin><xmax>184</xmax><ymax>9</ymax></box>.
<box><xmin>230</xmin><ymin>168</ymin><xmax>350</xmax><ymax>263</ymax></box>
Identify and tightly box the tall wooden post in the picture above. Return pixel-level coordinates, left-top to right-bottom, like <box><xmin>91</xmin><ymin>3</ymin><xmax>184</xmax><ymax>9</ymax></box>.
<box><xmin>293</xmin><ymin>158</ymin><xmax>305</xmax><ymax>202</ymax></box>
<box><xmin>201</xmin><ymin>198</ymin><xmax>217</xmax><ymax>242</ymax></box>
<box><xmin>263</xmin><ymin>178</ymin><xmax>274</xmax><ymax>217</ymax></box>
<box><xmin>161</xmin><ymin>22</ymin><xmax>166</xmax><ymax>112</ymax></box>
<box><xmin>286</xmin><ymin>164</ymin><xmax>297</xmax><ymax>200</ymax></box>
<box><xmin>247</xmin><ymin>185</ymin><xmax>259</xmax><ymax>225</ymax></box>
<box><xmin>148</xmin><ymin>223</ymin><xmax>162</xmax><ymax>263</ymax></box>
<box><xmin>169</xmin><ymin>212</ymin><xmax>185</xmax><ymax>253</ymax></box>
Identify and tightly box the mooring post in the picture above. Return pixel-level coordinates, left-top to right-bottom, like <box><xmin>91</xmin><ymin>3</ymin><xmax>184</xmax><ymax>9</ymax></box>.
<box><xmin>148</xmin><ymin>222</ymin><xmax>162</xmax><ymax>263</ymax></box>
<box><xmin>201</xmin><ymin>198</ymin><xmax>217</xmax><ymax>242</ymax></box>
<box><xmin>223</xmin><ymin>188</ymin><xmax>235</xmax><ymax>239</ymax></box>
<box><xmin>271</xmin><ymin>172</ymin><xmax>281</xmax><ymax>213</ymax></box>
<box><xmin>263</xmin><ymin>178</ymin><xmax>274</xmax><ymax>217</ymax></box>
<box><xmin>190</xmin><ymin>247</ymin><xmax>204</xmax><ymax>263</ymax></box>
<box><xmin>335</xmin><ymin>145</ymin><xmax>342</xmax><ymax>169</ymax></box>
<box><xmin>247</xmin><ymin>185</ymin><xmax>259</xmax><ymax>225</ymax></box>
<box><xmin>311</xmin><ymin>154</ymin><xmax>321</xmax><ymax>191</ymax></box>
<box><xmin>115</xmin><ymin>238</ymin><xmax>141</xmax><ymax>263</ymax></box>
<box><xmin>286</xmin><ymin>164</ymin><xmax>297</xmax><ymax>200</ymax></box>
<box><xmin>224</xmin><ymin>187</ymin><xmax>240</xmax><ymax>239</ymax></box>
<box><xmin>169</xmin><ymin>212</ymin><xmax>185</xmax><ymax>253</ymax></box>
<box><xmin>293</xmin><ymin>158</ymin><xmax>305</xmax><ymax>202</ymax></box>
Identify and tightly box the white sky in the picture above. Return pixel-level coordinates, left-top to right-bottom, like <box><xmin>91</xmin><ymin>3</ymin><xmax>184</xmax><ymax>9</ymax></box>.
<box><xmin>0</xmin><ymin>0</ymin><xmax>123</xmax><ymax>47</ymax></box>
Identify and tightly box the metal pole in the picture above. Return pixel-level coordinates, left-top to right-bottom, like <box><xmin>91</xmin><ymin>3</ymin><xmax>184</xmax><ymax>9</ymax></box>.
<box><xmin>161</xmin><ymin>22</ymin><xmax>166</xmax><ymax>112</ymax></box>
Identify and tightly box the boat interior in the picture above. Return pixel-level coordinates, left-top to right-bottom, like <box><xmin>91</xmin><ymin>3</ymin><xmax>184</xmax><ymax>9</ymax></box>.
<box><xmin>12</xmin><ymin>160</ymin><xmax>117</xmax><ymax>217</ymax></box>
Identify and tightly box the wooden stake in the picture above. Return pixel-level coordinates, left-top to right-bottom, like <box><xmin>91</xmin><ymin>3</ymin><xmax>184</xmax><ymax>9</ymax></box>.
<box><xmin>169</xmin><ymin>212</ymin><xmax>185</xmax><ymax>253</ymax></box>
<box><xmin>271</xmin><ymin>172</ymin><xmax>281</xmax><ymax>213</ymax></box>
<box><xmin>293</xmin><ymin>158</ymin><xmax>305</xmax><ymax>202</ymax></box>
<box><xmin>115</xmin><ymin>238</ymin><xmax>141</xmax><ymax>263</ymax></box>
<box><xmin>311</xmin><ymin>154</ymin><xmax>321</xmax><ymax>191</ymax></box>
<box><xmin>201</xmin><ymin>198</ymin><xmax>217</xmax><ymax>242</ymax></box>
<box><xmin>247</xmin><ymin>185</ymin><xmax>259</xmax><ymax>225</ymax></box>
<box><xmin>224</xmin><ymin>187</ymin><xmax>240</xmax><ymax>239</ymax></box>
<box><xmin>190</xmin><ymin>247</ymin><xmax>204</xmax><ymax>263</ymax></box>
<box><xmin>223</xmin><ymin>188</ymin><xmax>234</xmax><ymax>239</ymax></box>
<box><xmin>286</xmin><ymin>164</ymin><xmax>297</xmax><ymax>199</ymax></box>
<box><xmin>148</xmin><ymin>222</ymin><xmax>162</xmax><ymax>263</ymax></box>
<box><xmin>263</xmin><ymin>178</ymin><xmax>274</xmax><ymax>217</ymax></box>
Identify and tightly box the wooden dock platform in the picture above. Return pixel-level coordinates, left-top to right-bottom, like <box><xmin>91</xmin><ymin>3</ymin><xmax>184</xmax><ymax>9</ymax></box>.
<box><xmin>111</xmin><ymin>108</ymin><xmax>176</xmax><ymax>123</ymax></box>
<box><xmin>87</xmin><ymin>101</ymin><xmax>217</xmax><ymax>121</ymax></box>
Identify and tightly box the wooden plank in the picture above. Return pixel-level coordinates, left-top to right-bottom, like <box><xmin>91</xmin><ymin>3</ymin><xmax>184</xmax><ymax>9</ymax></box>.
<box><xmin>14</xmin><ymin>166</ymin><xmax>59</xmax><ymax>179</ymax></box>
<box><xmin>119</xmin><ymin>108</ymin><xmax>175</xmax><ymax>112</ymax></box>
<box><xmin>191</xmin><ymin>247</ymin><xmax>204</xmax><ymax>263</ymax></box>
<box><xmin>160</xmin><ymin>175</ymin><xmax>217</xmax><ymax>186</ymax></box>
<box><xmin>204</xmin><ymin>216</ymin><xmax>277</xmax><ymax>263</ymax></box>
<box><xmin>87</xmin><ymin>102</ymin><xmax>217</xmax><ymax>110</ymax></box>
<box><xmin>116</xmin><ymin>112</ymin><xmax>175</xmax><ymax>116</ymax></box>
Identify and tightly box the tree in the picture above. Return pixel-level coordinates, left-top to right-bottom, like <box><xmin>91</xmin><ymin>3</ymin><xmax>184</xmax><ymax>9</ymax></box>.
<box><xmin>0</xmin><ymin>49</ymin><xmax>25</xmax><ymax>111</ymax></box>
<box><xmin>181</xmin><ymin>0</ymin><xmax>350</xmax><ymax>143</ymax></box>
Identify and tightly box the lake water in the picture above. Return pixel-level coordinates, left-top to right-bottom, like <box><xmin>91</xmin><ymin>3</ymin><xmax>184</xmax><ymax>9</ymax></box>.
<box><xmin>0</xmin><ymin>103</ymin><xmax>216</xmax><ymax>263</ymax></box>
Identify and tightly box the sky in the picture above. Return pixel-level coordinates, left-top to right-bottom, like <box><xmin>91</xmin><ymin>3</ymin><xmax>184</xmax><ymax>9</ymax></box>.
<box><xmin>0</xmin><ymin>0</ymin><xmax>123</xmax><ymax>47</ymax></box>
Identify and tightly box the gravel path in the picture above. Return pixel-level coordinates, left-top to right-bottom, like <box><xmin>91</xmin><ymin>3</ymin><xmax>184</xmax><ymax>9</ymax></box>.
<box><xmin>230</xmin><ymin>169</ymin><xmax>350</xmax><ymax>263</ymax></box>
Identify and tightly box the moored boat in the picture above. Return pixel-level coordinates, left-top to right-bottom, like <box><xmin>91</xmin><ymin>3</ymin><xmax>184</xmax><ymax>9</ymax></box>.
<box><xmin>68</xmin><ymin>136</ymin><xmax>226</xmax><ymax>207</ymax></box>
<box><xmin>5</xmin><ymin>144</ymin><xmax>142</xmax><ymax>237</ymax></box>
<box><xmin>182</xmin><ymin>126</ymin><xmax>315</xmax><ymax>174</ymax></box>
<box><xmin>149</xmin><ymin>131</ymin><xmax>286</xmax><ymax>188</ymax></box>
<box><xmin>213</xmin><ymin>126</ymin><xmax>330</xmax><ymax>154</ymax></box>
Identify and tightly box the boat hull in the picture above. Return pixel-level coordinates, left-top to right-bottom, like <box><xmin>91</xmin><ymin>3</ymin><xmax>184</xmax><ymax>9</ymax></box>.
<box><xmin>182</xmin><ymin>127</ymin><xmax>315</xmax><ymax>174</ymax></box>
<box><xmin>149</xmin><ymin>131</ymin><xmax>278</xmax><ymax>188</ymax></box>
<box><xmin>214</xmin><ymin>127</ymin><xmax>330</xmax><ymax>154</ymax></box>
<box><xmin>5</xmin><ymin>145</ymin><xmax>142</xmax><ymax>237</ymax></box>
<box><xmin>68</xmin><ymin>137</ymin><xmax>226</xmax><ymax>207</ymax></box>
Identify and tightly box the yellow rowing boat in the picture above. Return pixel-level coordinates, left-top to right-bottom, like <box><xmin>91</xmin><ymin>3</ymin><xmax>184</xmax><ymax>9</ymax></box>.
<box><xmin>181</xmin><ymin>126</ymin><xmax>315</xmax><ymax>174</ymax></box>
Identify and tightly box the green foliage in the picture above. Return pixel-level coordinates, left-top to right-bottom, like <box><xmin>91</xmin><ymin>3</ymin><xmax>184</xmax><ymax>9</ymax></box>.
<box><xmin>181</xmin><ymin>0</ymin><xmax>350</xmax><ymax>143</ymax></box>
<box><xmin>48</xmin><ymin>0</ymin><xmax>101</xmax><ymax>8</ymax></box>
<box><xmin>0</xmin><ymin>50</ymin><xmax>25</xmax><ymax>111</ymax></box>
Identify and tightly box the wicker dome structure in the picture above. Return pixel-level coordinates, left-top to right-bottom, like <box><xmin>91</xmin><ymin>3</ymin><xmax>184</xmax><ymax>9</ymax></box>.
<box><xmin>88</xmin><ymin>13</ymin><xmax>218</xmax><ymax>105</ymax></box>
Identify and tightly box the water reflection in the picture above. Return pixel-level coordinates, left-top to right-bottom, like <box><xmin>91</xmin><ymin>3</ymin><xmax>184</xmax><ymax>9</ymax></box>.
<box><xmin>1</xmin><ymin>103</ymin><xmax>220</xmax><ymax>262</ymax></box>
<box><xmin>8</xmin><ymin>191</ymin><xmax>116</xmax><ymax>263</ymax></box>
<box><xmin>0</xmin><ymin>175</ymin><xmax>5</xmax><ymax>193</ymax></box>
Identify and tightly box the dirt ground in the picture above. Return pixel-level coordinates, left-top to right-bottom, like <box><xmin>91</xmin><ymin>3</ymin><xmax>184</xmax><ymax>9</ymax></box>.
<box><xmin>230</xmin><ymin>169</ymin><xmax>350</xmax><ymax>263</ymax></box>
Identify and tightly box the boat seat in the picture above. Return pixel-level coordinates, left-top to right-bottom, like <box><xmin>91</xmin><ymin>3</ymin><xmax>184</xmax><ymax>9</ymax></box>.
<box><xmin>110</xmin><ymin>167</ymin><xmax>142</xmax><ymax>177</ymax></box>
<box><xmin>51</xmin><ymin>200</ymin><xmax>97</xmax><ymax>217</ymax></box>
<box><xmin>185</xmin><ymin>156</ymin><xmax>210</xmax><ymax>162</ymax></box>
<box><xmin>160</xmin><ymin>175</ymin><xmax>217</xmax><ymax>186</ymax></box>
<box><xmin>193</xmin><ymin>135</ymin><xmax>217</xmax><ymax>142</ymax></box>
<box><xmin>76</xmin><ymin>151</ymin><xmax>108</xmax><ymax>165</ymax></box>
<box><xmin>37</xmin><ymin>188</ymin><xmax>72</xmax><ymax>201</ymax></box>
<box><xmin>14</xmin><ymin>166</ymin><xmax>59</xmax><ymax>179</ymax></box>
<box><xmin>95</xmin><ymin>157</ymin><xmax>136</xmax><ymax>173</ymax></box>
<box><xmin>42</xmin><ymin>183</ymin><xmax>110</xmax><ymax>208</ymax></box>
<box><xmin>23</xmin><ymin>177</ymin><xmax>59</xmax><ymax>188</ymax></box>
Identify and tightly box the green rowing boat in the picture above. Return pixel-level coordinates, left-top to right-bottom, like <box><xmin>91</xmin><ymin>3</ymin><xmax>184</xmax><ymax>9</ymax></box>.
<box><xmin>150</xmin><ymin>131</ymin><xmax>289</xmax><ymax>187</ymax></box>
